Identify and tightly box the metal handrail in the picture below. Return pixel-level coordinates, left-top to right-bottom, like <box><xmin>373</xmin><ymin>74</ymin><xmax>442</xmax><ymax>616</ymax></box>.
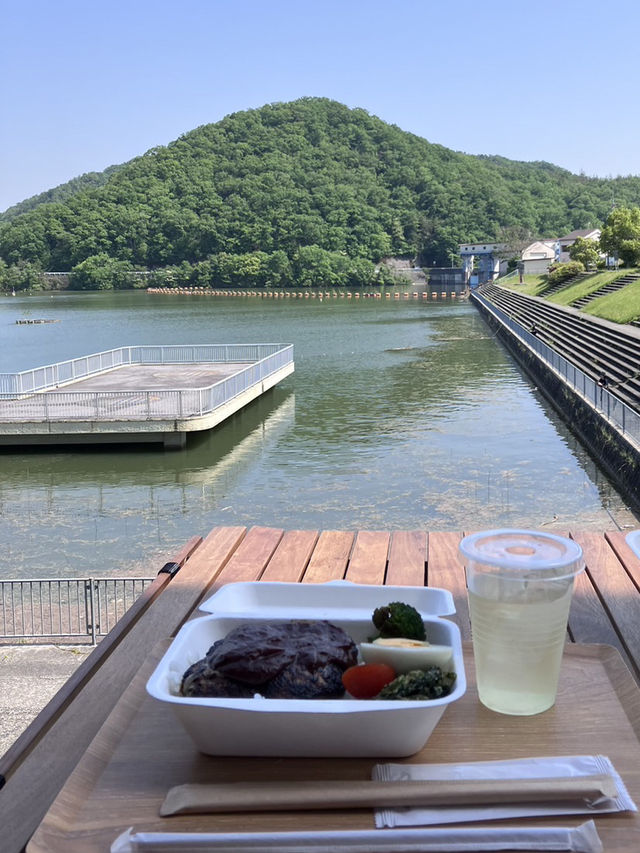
<box><xmin>0</xmin><ymin>577</ymin><xmax>154</xmax><ymax>644</ymax></box>
<box><xmin>0</xmin><ymin>343</ymin><xmax>292</xmax><ymax>394</ymax></box>
<box><xmin>495</xmin><ymin>269</ymin><xmax>519</xmax><ymax>283</ymax></box>
<box><xmin>472</xmin><ymin>291</ymin><xmax>640</xmax><ymax>449</ymax></box>
<box><xmin>0</xmin><ymin>344</ymin><xmax>294</xmax><ymax>421</ymax></box>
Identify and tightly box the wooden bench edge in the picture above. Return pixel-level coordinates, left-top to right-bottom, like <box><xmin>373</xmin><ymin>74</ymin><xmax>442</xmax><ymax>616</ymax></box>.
<box><xmin>0</xmin><ymin>535</ymin><xmax>203</xmax><ymax>788</ymax></box>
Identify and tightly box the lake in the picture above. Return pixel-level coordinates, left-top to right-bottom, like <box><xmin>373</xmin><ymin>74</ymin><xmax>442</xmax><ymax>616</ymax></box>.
<box><xmin>1</xmin><ymin>290</ymin><xmax>637</xmax><ymax>578</ymax></box>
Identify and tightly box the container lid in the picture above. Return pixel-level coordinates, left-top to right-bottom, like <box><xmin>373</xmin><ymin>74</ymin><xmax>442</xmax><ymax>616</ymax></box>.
<box><xmin>198</xmin><ymin>580</ymin><xmax>456</xmax><ymax>618</ymax></box>
<box><xmin>459</xmin><ymin>529</ymin><xmax>583</xmax><ymax>579</ymax></box>
<box><xmin>626</xmin><ymin>530</ymin><xmax>640</xmax><ymax>559</ymax></box>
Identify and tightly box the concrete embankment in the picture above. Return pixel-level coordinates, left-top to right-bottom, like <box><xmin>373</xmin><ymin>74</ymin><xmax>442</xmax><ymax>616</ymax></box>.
<box><xmin>478</xmin><ymin>283</ymin><xmax>640</xmax><ymax>411</ymax></box>
<box><xmin>471</xmin><ymin>287</ymin><xmax>640</xmax><ymax>512</ymax></box>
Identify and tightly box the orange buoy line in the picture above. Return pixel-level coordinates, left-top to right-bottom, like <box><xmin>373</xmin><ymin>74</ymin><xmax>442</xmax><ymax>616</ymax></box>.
<box><xmin>145</xmin><ymin>287</ymin><xmax>463</xmax><ymax>300</ymax></box>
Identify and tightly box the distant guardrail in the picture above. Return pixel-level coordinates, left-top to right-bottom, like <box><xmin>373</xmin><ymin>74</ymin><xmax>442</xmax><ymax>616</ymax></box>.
<box><xmin>472</xmin><ymin>291</ymin><xmax>640</xmax><ymax>450</ymax></box>
<box><xmin>0</xmin><ymin>344</ymin><xmax>294</xmax><ymax>422</ymax></box>
<box><xmin>0</xmin><ymin>577</ymin><xmax>153</xmax><ymax>644</ymax></box>
<box><xmin>0</xmin><ymin>344</ymin><xmax>291</xmax><ymax>394</ymax></box>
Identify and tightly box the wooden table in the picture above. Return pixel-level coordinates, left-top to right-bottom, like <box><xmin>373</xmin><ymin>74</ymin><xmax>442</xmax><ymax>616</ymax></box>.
<box><xmin>3</xmin><ymin>526</ymin><xmax>640</xmax><ymax>852</ymax></box>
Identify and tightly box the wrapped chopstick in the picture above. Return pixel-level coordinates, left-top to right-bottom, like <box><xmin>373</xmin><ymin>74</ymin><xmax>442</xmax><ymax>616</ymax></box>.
<box><xmin>160</xmin><ymin>775</ymin><xmax>616</xmax><ymax>816</ymax></box>
<box><xmin>112</xmin><ymin>820</ymin><xmax>604</xmax><ymax>852</ymax></box>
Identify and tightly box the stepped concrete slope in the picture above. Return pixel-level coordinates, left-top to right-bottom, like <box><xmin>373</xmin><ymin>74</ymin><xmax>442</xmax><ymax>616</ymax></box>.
<box><xmin>571</xmin><ymin>272</ymin><xmax>640</xmax><ymax>309</ymax></box>
<box><xmin>540</xmin><ymin>271</ymin><xmax>594</xmax><ymax>297</ymax></box>
<box><xmin>480</xmin><ymin>283</ymin><xmax>640</xmax><ymax>412</ymax></box>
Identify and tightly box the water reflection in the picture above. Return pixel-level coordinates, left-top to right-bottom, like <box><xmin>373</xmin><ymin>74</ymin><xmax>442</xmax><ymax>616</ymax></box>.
<box><xmin>0</xmin><ymin>389</ymin><xmax>295</xmax><ymax>577</ymax></box>
<box><xmin>0</xmin><ymin>292</ymin><xmax>637</xmax><ymax>578</ymax></box>
<box><xmin>0</xmin><ymin>389</ymin><xmax>294</xmax><ymax>488</ymax></box>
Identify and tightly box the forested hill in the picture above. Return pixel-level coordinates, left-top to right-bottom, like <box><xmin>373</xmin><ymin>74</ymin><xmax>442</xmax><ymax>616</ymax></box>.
<box><xmin>0</xmin><ymin>165</ymin><xmax>122</xmax><ymax>222</ymax></box>
<box><xmin>2</xmin><ymin>97</ymin><xmax>640</xmax><ymax>285</ymax></box>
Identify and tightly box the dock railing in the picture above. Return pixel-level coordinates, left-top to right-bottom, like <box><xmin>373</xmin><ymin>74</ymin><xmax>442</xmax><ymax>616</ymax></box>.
<box><xmin>0</xmin><ymin>344</ymin><xmax>293</xmax><ymax>421</ymax></box>
<box><xmin>473</xmin><ymin>291</ymin><xmax>640</xmax><ymax>450</ymax></box>
<box><xmin>0</xmin><ymin>577</ymin><xmax>154</xmax><ymax>644</ymax></box>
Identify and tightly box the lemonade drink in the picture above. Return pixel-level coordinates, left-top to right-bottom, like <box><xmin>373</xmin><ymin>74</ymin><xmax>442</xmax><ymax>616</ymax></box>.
<box><xmin>468</xmin><ymin>576</ymin><xmax>574</xmax><ymax>714</ymax></box>
<box><xmin>460</xmin><ymin>530</ymin><xmax>583</xmax><ymax>716</ymax></box>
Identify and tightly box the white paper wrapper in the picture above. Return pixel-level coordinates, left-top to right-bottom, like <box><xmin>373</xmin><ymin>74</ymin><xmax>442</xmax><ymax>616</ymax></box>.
<box><xmin>373</xmin><ymin>754</ymin><xmax>635</xmax><ymax>827</ymax></box>
<box><xmin>112</xmin><ymin>819</ymin><xmax>603</xmax><ymax>852</ymax></box>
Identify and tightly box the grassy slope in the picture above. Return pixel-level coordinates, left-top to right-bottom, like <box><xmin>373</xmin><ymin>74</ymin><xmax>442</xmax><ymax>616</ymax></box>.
<box><xmin>500</xmin><ymin>275</ymin><xmax>547</xmax><ymax>295</ymax></box>
<box><xmin>546</xmin><ymin>271</ymin><xmax>626</xmax><ymax>306</ymax></box>
<box><xmin>502</xmin><ymin>269</ymin><xmax>640</xmax><ymax>324</ymax></box>
<box><xmin>583</xmin><ymin>278</ymin><xmax>640</xmax><ymax>324</ymax></box>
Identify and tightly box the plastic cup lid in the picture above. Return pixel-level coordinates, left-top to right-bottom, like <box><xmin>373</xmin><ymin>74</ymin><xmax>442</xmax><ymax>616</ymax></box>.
<box><xmin>459</xmin><ymin>529</ymin><xmax>583</xmax><ymax>578</ymax></box>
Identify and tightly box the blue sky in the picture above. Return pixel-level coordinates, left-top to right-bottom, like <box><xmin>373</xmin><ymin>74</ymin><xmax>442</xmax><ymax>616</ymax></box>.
<box><xmin>2</xmin><ymin>0</ymin><xmax>639</xmax><ymax>212</ymax></box>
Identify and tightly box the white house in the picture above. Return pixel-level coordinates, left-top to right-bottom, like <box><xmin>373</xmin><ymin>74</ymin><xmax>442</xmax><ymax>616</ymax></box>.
<box><xmin>520</xmin><ymin>240</ymin><xmax>557</xmax><ymax>274</ymax></box>
<box><xmin>557</xmin><ymin>229</ymin><xmax>601</xmax><ymax>264</ymax></box>
<box><xmin>460</xmin><ymin>229</ymin><xmax>603</xmax><ymax>280</ymax></box>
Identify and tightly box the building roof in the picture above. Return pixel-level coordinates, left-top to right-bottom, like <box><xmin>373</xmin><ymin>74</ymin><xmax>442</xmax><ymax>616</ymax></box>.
<box><xmin>559</xmin><ymin>228</ymin><xmax>600</xmax><ymax>242</ymax></box>
<box><xmin>521</xmin><ymin>241</ymin><xmax>555</xmax><ymax>260</ymax></box>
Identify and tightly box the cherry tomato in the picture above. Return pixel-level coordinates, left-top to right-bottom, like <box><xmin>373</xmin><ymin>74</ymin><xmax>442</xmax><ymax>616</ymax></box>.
<box><xmin>342</xmin><ymin>663</ymin><xmax>396</xmax><ymax>699</ymax></box>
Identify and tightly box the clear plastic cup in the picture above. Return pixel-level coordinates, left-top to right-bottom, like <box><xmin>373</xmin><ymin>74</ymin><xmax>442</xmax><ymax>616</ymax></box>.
<box><xmin>459</xmin><ymin>529</ymin><xmax>584</xmax><ymax>716</ymax></box>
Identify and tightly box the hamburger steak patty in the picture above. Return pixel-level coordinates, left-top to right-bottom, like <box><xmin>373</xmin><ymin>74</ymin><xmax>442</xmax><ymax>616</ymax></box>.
<box><xmin>180</xmin><ymin>620</ymin><xmax>358</xmax><ymax>699</ymax></box>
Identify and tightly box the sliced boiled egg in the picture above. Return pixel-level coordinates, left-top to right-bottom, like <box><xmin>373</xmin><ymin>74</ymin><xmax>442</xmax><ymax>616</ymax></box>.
<box><xmin>359</xmin><ymin>637</ymin><xmax>453</xmax><ymax>672</ymax></box>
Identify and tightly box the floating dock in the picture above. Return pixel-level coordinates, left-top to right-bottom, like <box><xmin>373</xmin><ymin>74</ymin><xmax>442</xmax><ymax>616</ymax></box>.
<box><xmin>0</xmin><ymin>344</ymin><xmax>294</xmax><ymax>449</ymax></box>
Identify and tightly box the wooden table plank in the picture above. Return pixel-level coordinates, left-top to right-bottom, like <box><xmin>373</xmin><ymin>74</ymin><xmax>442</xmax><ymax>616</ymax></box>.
<box><xmin>606</xmin><ymin>530</ymin><xmax>640</xmax><ymax>587</ymax></box>
<box><xmin>0</xmin><ymin>527</ymin><xmax>247</xmax><ymax>853</ymax></box>
<box><xmin>301</xmin><ymin>530</ymin><xmax>354</xmax><ymax>583</ymax></box>
<box><xmin>161</xmin><ymin>525</ymin><xmax>247</xmax><ymax>623</ymax></box>
<box><xmin>211</xmin><ymin>526</ymin><xmax>284</xmax><ymax>585</ymax></box>
<box><xmin>385</xmin><ymin>530</ymin><xmax>426</xmax><ymax>586</ymax></box>
<box><xmin>7</xmin><ymin>525</ymin><xmax>640</xmax><ymax>853</ymax></box>
<box><xmin>571</xmin><ymin>531</ymin><xmax>640</xmax><ymax>683</ymax></box>
<box><xmin>27</xmin><ymin>644</ymin><xmax>640</xmax><ymax>853</ymax></box>
<box><xmin>0</xmin><ymin>535</ymin><xmax>203</xmax><ymax>788</ymax></box>
<box><xmin>344</xmin><ymin>531</ymin><xmax>390</xmax><ymax>585</ymax></box>
<box><xmin>260</xmin><ymin>530</ymin><xmax>319</xmax><ymax>582</ymax></box>
<box><xmin>425</xmin><ymin>531</ymin><xmax>470</xmax><ymax>640</ymax></box>
<box><xmin>567</xmin><ymin>566</ymin><xmax>635</xmax><ymax>671</ymax></box>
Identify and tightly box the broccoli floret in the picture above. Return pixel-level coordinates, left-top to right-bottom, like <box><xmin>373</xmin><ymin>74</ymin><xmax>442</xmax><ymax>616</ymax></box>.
<box><xmin>372</xmin><ymin>601</ymin><xmax>426</xmax><ymax>641</ymax></box>
<box><xmin>377</xmin><ymin>667</ymin><xmax>456</xmax><ymax>701</ymax></box>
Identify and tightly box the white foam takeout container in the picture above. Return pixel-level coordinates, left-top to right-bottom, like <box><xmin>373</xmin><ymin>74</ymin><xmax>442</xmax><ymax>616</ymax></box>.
<box><xmin>146</xmin><ymin>581</ymin><xmax>466</xmax><ymax>757</ymax></box>
<box><xmin>626</xmin><ymin>530</ymin><xmax>640</xmax><ymax>559</ymax></box>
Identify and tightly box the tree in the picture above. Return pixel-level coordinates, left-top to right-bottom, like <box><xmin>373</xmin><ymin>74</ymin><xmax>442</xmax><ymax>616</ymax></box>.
<box><xmin>569</xmin><ymin>236</ymin><xmax>600</xmax><ymax>269</ymax></box>
<box><xmin>69</xmin><ymin>253</ymin><xmax>135</xmax><ymax>290</ymax></box>
<box><xmin>346</xmin><ymin>257</ymin><xmax>375</xmax><ymax>287</ymax></box>
<box><xmin>264</xmin><ymin>250</ymin><xmax>292</xmax><ymax>287</ymax></box>
<box><xmin>4</xmin><ymin>99</ymin><xmax>640</xmax><ymax>288</ymax></box>
<box><xmin>493</xmin><ymin>225</ymin><xmax>534</xmax><ymax>265</ymax></box>
<box><xmin>0</xmin><ymin>260</ymin><xmax>44</xmax><ymax>292</ymax></box>
<box><xmin>547</xmin><ymin>260</ymin><xmax>585</xmax><ymax>286</ymax></box>
<box><xmin>600</xmin><ymin>207</ymin><xmax>640</xmax><ymax>267</ymax></box>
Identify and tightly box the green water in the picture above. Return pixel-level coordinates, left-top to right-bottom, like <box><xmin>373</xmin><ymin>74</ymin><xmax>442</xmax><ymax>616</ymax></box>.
<box><xmin>1</xmin><ymin>290</ymin><xmax>636</xmax><ymax>578</ymax></box>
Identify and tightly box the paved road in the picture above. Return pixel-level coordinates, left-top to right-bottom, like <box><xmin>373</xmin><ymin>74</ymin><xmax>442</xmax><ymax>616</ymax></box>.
<box><xmin>0</xmin><ymin>645</ymin><xmax>91</xmax><ymax>757</ymax></box>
